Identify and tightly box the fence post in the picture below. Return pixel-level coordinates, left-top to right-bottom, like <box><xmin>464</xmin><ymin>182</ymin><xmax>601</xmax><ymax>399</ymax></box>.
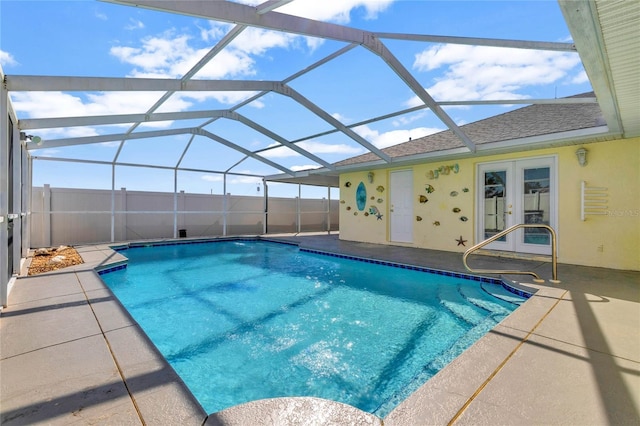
<box><xmin>43</xmin><ymin>184</ymin><xmax>51</xmax><ymax>247</ymax></box>
<box><xmin>179</xmin><ymin>190</ymin><xmax>185</xmax><ymax>237</ymax></box>
<box><xmin>297</xmin><ymin>184</ymin><xmax>301</xmax><ymax>234</ymax></box>
<box><xmin>327</xmin><ymin>187</ymin><xmax>331</xmax><ymax>234</ymax></box>
<box><xmin>263</xmin><ymin>179</ymin><xmax>268</xmax><ymax>235</ymax></box>
<box><xmin>223</xmin><ymin>193</ymin><xmax>230</xmax><ymax>236</ymax></box>
<box><xmin>119</xmin><ymin>187</ymin><xmax>127</xmax><ymax>241</ymax></box>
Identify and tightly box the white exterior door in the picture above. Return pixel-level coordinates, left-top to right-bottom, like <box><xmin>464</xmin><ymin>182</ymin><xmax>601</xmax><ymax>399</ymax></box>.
<box><xmin>390</xmin><ymin>170</ymin><xmax>413</xmax><ymax>243</ymax></box>
<box><xmin>477</xmin><ymin>157</ymin><xmax>557</xmax><ymax>254</ymax></box>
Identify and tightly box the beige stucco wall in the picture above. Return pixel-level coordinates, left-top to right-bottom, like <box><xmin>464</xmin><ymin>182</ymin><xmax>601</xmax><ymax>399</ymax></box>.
<box><xmin>339</xmin><ymin>137</ymin><xmax>640</xmax><ymax>271</ymax></box>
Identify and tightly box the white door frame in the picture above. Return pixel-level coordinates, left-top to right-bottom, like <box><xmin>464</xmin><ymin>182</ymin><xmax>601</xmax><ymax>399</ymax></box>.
<box><xmin>476</xmin><ymin>156</ymin><xmax>558</xmax><ymax>254</ymax></box>
<box><xmin>390</xmin><ymin>169</ymin><xmax>413</xmax><ymax>243</ymax></box>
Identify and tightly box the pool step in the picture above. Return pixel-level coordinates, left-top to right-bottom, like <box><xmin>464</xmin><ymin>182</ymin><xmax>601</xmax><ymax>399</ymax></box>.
<box><xmin>438</xmin><ymin>284</ymin><xmax>488</xmax><ymax>326</ymax></box>
<box><xmin>458</xmin><ymin>285</ymin><xmax>513</xmax><ymax>316</ymax></box>
<box><xmin>375</xmin><ymin>314</ymin><xmax>500</xmax><ymax>417</ymax></box>
<box><xmin>480</xmin><ymin>282</ymin><xmax>527</xmax><ymax>306</ymax></box>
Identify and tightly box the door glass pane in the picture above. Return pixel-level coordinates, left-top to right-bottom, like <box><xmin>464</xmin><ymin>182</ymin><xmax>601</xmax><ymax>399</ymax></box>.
<box><xmin>483</xmin><ymin>170</ymin><xmax>507</xmax><ymax>241</ymax></box>
<box><xmin>522</xmin><ymin>167</ymin><xmax>550</xmax><ymax>245</ymax></box>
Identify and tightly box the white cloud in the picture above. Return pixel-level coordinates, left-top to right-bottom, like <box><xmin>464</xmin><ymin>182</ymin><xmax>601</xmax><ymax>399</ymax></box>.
<box><xmin>28</xmin><ymin>148</ymin><xmax>62</xmax><ymax>157</ymax></box>
<box><xmin>229</xmin><ymin>175</ymin><xmax>262</xmax><ymax>184</ymax></box>
<box><xmin>9</xmin><ymin>90</ymin><xmax>192</xmax><ymax>138</ymax></box>
<box><xmin>410</xmin><ymin>44</ymin><xmax>583</xmax><ymax>103</ymax></box>
<box><xmin>262</xmin><ymin>140</ymin><xmax>363</xmax><ymax>158</ymax></box>
<box><xmin>0</xmin><ymin>50</ymin><xmax>17</xmax><ymax>66</ymax></box>
<box><xmin>11</xmin><ymin>91</ymin><xmax>189</xmax><ymax>118</ymax></box>
<box><xmin>201</xmin><ymin>174</ymin><xmax>223</xmax><ymax>182</ymax></box>
<box><xmin>229</xmin><ymin>27</ymin><xmax>295</xmax><ymax>56</ymax></box>
<box><xmin>110</xmin><ymin>33</ymin><xmax>193</xmax><ymax>74</ymax></box>
<box><xmin>202</xmin><ymin>170</ymin><xmax>262</xmax><ymax>185</ymax></box>
<box><xmin>354</xmin><ymin>124</ymin><xmax>442</xmax><ymax>149</ymax></box>
<box><xmin>332</xmin><ymin>112</ymin><xmax>349</xmax><ymax>122</ymax></box>
<box><xmin>276</xmin><ymin>0</ymin><xmax>394</xmax><ymax>23</ymax></box>
<box><xmin>392</xmin><ymin>112</ymin><xmax>427</xmax><ymax>127</ymax></box>
<box><xmin>109</xmin><ymin>27</ymin><xmax>295</xmax><ymax>105</ymax></box>
<box><xmin>291</xmin><ymin>165</ymin><xmax>322</xmax><ymax>171</ymax></box>
<box><xmin>125</xmin><ymin>18</ymin><xmax>145</xmax><ymax>30</ymax></box>
<box><xmin>571</xmin><ymin>70</ymin><xmax>589</xmax><ymax>85</ymax></box>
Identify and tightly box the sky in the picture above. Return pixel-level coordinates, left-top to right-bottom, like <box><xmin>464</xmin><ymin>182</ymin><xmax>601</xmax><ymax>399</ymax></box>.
<box><xmin>0</xmin><ymin>0</ymin><xmax>592</xmax><ymax>198</ymax></box>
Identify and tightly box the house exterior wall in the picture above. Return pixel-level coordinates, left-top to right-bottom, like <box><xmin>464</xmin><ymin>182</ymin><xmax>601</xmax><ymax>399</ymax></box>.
<box><xmin>339</xmin><ymin>137</ymin><xmax>640</xmax><ymax>271</ymax></box>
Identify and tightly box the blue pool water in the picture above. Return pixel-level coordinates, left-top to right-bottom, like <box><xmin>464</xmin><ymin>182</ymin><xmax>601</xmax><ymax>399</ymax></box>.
<box><xmin>100</xmin><ymin>240</ymin><xmax>527</xmax><ymax>417</ymax></box>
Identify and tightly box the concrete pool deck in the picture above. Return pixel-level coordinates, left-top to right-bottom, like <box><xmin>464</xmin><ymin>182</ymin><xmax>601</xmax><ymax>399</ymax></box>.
<box><xmin>1</xmin><ymin>233</ymin><xmax>639</xmax><ymax>425</ymax></box>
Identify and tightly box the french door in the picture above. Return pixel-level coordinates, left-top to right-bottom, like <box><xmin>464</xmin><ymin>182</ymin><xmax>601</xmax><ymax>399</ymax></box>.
<box><xmin>477</xmin><ymin>157</ymin><xmax>557</xmax><ymax>255</ymax></box>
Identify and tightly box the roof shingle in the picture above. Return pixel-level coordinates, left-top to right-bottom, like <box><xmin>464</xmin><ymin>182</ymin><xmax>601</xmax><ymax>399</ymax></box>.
<box><xmin>335</xmin><ymin>92</ymin><xmax>603</xmax><ymax>166</ymax></box>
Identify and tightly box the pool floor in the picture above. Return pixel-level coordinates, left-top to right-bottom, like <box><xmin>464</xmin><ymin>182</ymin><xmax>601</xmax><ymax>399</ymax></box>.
<box><xmin>100</xmin><ymin>240</ymin><xmax>525</xmax><ymax>416</ymax></box>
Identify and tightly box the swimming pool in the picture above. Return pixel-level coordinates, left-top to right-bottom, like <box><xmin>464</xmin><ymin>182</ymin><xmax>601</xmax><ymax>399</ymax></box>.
<box><xmin>100</xmin><ymin>239</ymin><xmax>528</xmax><ymax>417</ymax></box>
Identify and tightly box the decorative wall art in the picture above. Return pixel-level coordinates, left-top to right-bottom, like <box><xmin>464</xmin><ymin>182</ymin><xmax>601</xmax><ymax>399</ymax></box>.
<box><xmin>369</xmin><ymin>205</ymin><xmax>383</xmax><ymax>220</ymax></box>
<box><xmin>427</xmin><ymin>163</ymin><xmax>459</xmax><ymax>179</ymax></box>
<box><xmin>376</xmin><ymin>185</ymin><xmax>385</xmax><ymax>193</ymax></box>
<box><xmin>367</xmin><ymin>172</ymin><xmax>375</xmax><ymax>183</ymax></box>
<box><xmin>356</xmin><ymin>182</ymin><xmax>367</xmax><ymax>211</ymax></box>
<box><xmin>345</xmin><ymin>181</ymin><xmax>351</xmax><ymax>187</ymax></box>
<box><xmin>416</xmin><ymin>216</ymin><xmax>422</xmax><ymax>221</ymax></box>
<box><xmin>419</xmin><ymin>195</ymin><xmax>428</xmax><ymax>203</ymax></box>
<box><xmin>425</xmin><ymin>184</ymin><xmax>435</xmax><ymax>193</ymax></box>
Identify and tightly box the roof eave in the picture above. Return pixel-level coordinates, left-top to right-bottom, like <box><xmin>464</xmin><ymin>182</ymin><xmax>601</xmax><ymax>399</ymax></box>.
<box><xmin>325</xmin><ymin>125</ymin><xmax>614</xmax><ymax>173</ymax></box>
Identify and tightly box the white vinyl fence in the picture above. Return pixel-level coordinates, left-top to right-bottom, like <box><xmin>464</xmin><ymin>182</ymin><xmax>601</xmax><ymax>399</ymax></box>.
<box><xmin>30</xmin><ymin>185</ymin><xmax>339</xmax><ymax>247</ymax></box>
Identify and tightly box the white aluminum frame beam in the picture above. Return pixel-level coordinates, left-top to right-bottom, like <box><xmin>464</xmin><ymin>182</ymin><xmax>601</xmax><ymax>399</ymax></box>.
<box><xmin>375</xmin><ymin>32</ymin><xmax>576</xmax><ymax>52</ymax></box>
<box><xmin>106</xmin><ymin>0</ymin><xmax>476</xmax><ymax>151</ymax></box>
<box><xmin>19</xmin><ymin>109</ymin><xmax>230</xmax><ymax>129</ymax></box>
<box><xmin>256</xmin><ymin>0</ymin><xmax>294</xmax><ymax>15</ymax></box>
<box><xmin>8</xmin><ymin>75</ymin><xmax>390</xmax><ymax>162</ymax></box>
<box><xmin>5</xmin><ymin>76</ymin><xmax>279</xmax><ymax>92</ymax></box>
<box><xmin>20</xmin><ymin>108</ymin><xmax>334</xmax><ymax>170</ymax></box>
<box><xmin>28</xmin><ymin>127</ymin><xmax>295</xmax><ymax>175</ymax></box>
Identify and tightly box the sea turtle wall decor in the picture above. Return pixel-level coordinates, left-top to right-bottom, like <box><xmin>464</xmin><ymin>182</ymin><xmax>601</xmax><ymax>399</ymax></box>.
<box><xmin>427</xmin><ymin>163</ymin><xmax>459</xmax><ymax>179</ymax></box>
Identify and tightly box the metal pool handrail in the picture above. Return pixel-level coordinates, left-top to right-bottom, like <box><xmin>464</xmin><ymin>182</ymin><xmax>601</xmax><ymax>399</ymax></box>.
<box><xmin>462</xmin><ymin>223</ymin><xmax>560</xmax><ymax>284</ymax></box>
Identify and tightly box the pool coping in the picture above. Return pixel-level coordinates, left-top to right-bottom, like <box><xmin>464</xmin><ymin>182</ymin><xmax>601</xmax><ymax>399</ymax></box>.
<box><xmin>90</xmin><ymin>236</ymin><xmax>553</xmax><ymax>424</ymax></box>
